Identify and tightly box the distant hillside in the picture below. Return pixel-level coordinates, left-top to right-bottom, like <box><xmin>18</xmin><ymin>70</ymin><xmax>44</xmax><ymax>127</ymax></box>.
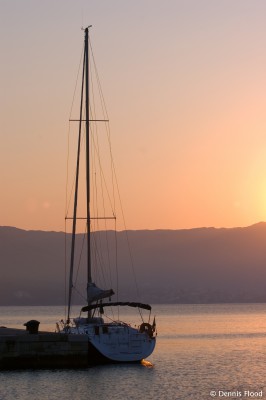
<box><xmin>1</xmin><ymin>223</ymin><xmax>266</xmax><ymax>305</ymax></box>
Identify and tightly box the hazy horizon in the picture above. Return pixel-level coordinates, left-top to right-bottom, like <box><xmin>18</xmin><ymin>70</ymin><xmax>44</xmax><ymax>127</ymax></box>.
<box><xmin>1</xmin><ymin>220</ymin><xmax>266</xmax><ymax>234</ymax></box>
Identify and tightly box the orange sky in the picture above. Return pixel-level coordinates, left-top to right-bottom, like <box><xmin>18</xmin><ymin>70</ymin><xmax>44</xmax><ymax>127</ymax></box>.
<box><xmin>1</xmin><ymin>0</ymin><xmax>266</xmax><ymax>231</ymax></box>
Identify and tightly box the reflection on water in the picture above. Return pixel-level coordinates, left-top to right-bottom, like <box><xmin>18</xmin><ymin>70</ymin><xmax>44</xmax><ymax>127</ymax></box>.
<box><xmin>1</xmin><ymin>304</ymin><xmax>266</xmax><ymax>399</ymax></box>
<box><xmin>141</xmin><ymin>359</ymin><xmax>153</xmax><ymax>368</ymax></box>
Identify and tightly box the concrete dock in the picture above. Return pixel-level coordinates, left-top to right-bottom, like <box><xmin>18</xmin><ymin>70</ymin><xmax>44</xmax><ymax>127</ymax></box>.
<box><xmin>0</xmin><ymin>327</ymin><xmax>89</xmax><ymax>369</ymax></box>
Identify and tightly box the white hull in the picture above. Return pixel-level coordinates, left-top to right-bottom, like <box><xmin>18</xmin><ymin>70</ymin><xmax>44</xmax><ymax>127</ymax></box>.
<box><xmin>64</xmin><ymin>321</ymin><xmax>156</xmax><ymax>363</ymax></box>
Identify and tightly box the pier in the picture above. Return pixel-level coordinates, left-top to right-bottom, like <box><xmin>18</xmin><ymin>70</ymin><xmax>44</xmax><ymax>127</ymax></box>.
<box><xmin>0</xmin><ymin>325</ymin><xmax>89</xmax><ymax>369</ymax></box>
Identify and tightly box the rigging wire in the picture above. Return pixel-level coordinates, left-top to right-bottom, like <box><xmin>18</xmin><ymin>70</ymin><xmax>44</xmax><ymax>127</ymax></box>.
<box><xmin>89</xmin><ymin>63</ymin><xmax>114</xmax><ymax>292</ymax></box>
<box><xmin>64</xmin><ymin>44</ymin><xmax>85</xmax><ymax>318</ymax></box>
<box><xmin>88</xmin><ymin>45</ymin><xmax>116</xmax><ymax>317</ymax></box>
<box><xmin>65</xmin><ymin>45</ymin><xmax>84</xmax><ymax>219</ymax></box>
<box><xmin>74</xmin><ymin>227</ymin><xmax>86</xmax><ymax>288</ymax></box>
<box><xmin>64</xmin><ymin>219</ymin><xmax>67</xmax><ymax>321</ymax></box>
<box><xmin>89</xmin><ymin>37</ymin><xmax>141</xmax><ymax>302</ymax></box>
<box><xmin>65</xmin><ymin>34</ymin><xmax>145</xmax><ymax>323</ymax></box>
<box><xmin>88</xmin><ymin>38</ymin><xmax>119</xmax><ymax>320</ymax></box>
<box><xmin>114</xmin><ymin>218</ymin><xmax>119</xmax><ymax>318</ymax></box>
<box><xmin>89</xmin><ymin>81</ymin><xmax>108</xmax><ymax>288</ymax></box>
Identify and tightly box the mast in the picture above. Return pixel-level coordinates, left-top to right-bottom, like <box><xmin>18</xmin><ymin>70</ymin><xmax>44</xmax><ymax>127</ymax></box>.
<box><xmin>67</xmin><ymin>27</ymin><xmax>92</xmax><ymax>323</ymax></box>
<box><xmin>67</xmin><ymin>27</ymin><xmax>115</xmax><ymax>323</ymax></box>
<box><xmin>85</xmin><ymin>26</ymin><xmax>92</xmax><ymax>298</ymax></box>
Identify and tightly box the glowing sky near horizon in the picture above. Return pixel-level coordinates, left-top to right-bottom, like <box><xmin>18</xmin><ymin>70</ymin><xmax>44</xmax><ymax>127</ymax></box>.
<box><xmin>1</xmin><ymin>0</ymin><xmax>266</xmax><ymax>231</ymax></box>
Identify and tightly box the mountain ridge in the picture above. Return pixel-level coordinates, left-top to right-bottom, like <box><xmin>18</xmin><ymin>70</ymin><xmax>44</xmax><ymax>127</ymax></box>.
<box><xmin>1</xmin><ymin>223</ymin><xmax>266</xmax><ymax>305</ymax></box>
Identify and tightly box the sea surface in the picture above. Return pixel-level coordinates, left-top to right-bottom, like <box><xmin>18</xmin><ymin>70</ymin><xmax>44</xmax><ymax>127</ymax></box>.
<box><xmin>1</xmin><ymin>303</ymin><xmax>266</xmax><ymax>400</ymax></box>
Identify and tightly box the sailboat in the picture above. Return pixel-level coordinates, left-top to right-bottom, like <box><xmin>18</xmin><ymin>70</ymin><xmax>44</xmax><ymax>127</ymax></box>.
<box><xmin>57</xmin><ymin>26</ymin><xmax>156</xmax><ymax>363</ymax></box>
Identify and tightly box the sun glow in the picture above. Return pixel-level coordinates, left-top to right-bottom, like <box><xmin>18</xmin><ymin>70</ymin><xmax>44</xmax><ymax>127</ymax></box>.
<box><xmin>2</xmin><ymin>2</ymin><xmax>266</xmax><ymax>231</ymax></box>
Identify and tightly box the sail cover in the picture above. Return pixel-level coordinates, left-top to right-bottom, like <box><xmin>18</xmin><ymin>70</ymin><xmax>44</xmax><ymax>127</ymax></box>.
<box><xmin>87</xmin><ymin>282</ymin><xmax>114</xmax><ymax>304</ymax></box>
<box><xmin>82</xmin><ymin>301</ymin><xmax>152</xmax><ymax>312</ymax></box>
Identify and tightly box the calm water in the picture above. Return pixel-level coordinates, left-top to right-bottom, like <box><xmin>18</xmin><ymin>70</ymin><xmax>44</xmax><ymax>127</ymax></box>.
<box><xmin>1</xmin><ymin>303</ymin><xmax>266</xmax><ymax>400</ymax></box>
